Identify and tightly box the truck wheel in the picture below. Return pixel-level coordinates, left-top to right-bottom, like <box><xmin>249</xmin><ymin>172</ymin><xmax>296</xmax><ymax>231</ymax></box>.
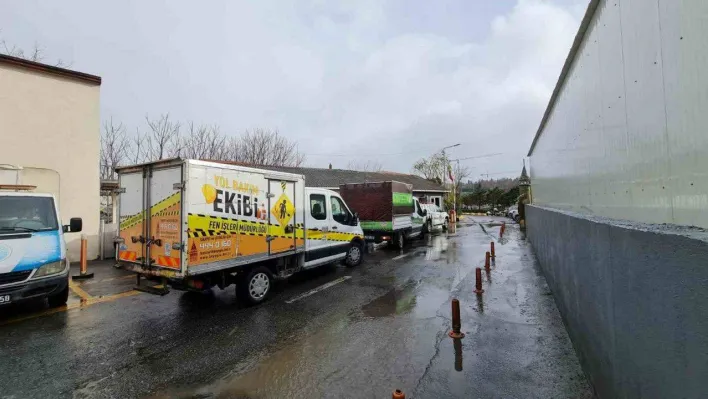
<box><xmin>344</xmin><ymin>242</ymin><xmax>364</xmax><ymax>267</ymax></box>
<box><xmin>426</xmin><ymin>221</ymin><xmax>432</xmax><ymax>236</ymax></box>
<box><xmin>394</xmin><ymin>233</ymin><xmax>405</xmax><ymax>249</ymax></box>
<box><xmin>237</xmin><ymin>266</ymin><xmax>272</xmax><ymax>305</ymax></box>
<box><xmin>47</xmin><ymin>285</ymin><xmax>69</xmax><ymax>308</ymax></box>
<box><xmin>442</xmin><ymin>218</ymin><xmax>449</xmax><ymax>232</ymax></box>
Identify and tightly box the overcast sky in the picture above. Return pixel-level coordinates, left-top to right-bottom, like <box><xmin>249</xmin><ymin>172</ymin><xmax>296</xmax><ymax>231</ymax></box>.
<box><xmin>1</xmin><ymin>0</ymin><xmax>585</xmax><ymax>179</ymax></box>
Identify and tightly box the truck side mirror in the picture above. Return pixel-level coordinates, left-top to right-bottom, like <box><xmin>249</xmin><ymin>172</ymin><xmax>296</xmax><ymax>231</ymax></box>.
<box><xmin>67</xmin><ymin>217</ymin><xmax>83</xmax><ymax>233</ymax></box>
<box><xmin>423</xmin><ymin>209</ymin><xmax>428</xmax><ymax>216</ymax></box>
<box><xmin>352</xmin><ymin>212</ymin><xmax>359</xmax><ymax>226</ymax></box>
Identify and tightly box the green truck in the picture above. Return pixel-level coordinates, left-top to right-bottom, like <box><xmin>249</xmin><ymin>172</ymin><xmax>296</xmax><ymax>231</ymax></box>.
<box><xmin>339</xmin><ymin>181</ymin><xmax>426</xmax><ymax>249</ymax></box>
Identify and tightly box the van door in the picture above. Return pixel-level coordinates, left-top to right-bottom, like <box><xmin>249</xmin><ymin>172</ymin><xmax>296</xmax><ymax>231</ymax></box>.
<box><xmin>268</xmin><ymin>179</ymin><xmax>297</xmax><ymax>255</ymax></box>
<box><xmin>118</xmin><ymin>171</ymin><xmax>145</xmax><ymax>264</ymax></box>
<box><xmin>147</xmin><ymin>165</ymin><xmax>182</xmax><ymax>269</ymax></box>
<box><xmin>328</xmin><ymin>194</ymin><xmax>357</xmax><ymax>257</ymax></box>
<box><xmin>304</xmin><ymin>191</ymin><xmax>330</xmax><ymax>263</ymax></box>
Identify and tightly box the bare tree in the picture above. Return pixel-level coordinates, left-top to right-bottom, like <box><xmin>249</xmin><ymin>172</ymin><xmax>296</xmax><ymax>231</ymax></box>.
<box><xmin>346</xmin><ymin>160</ymin><xmax>383</xmax><ymax>172</ymax></box>
<box><xmin>412</xmin><ymin>152</ymin><xmax>447</xmax><ymax>182</ymax></box>
<box><xmin>100</xmin><ymin>117</ymin><xmax>130</xmax><ymax>180</ymax></box>
<box><xmin>127</xmin><ymin>128</ymin><xmax>147</xmax><ymax>164</ymax></box>
<box><xmin>180</xmin><ymin>122</ymin><xmax>228</xmax><ymax>160</ymax></box>
<box><xmin>0</xmin><ymin>30</ymin><xmax>71</xmax><ymax>67</ymax></box>
<box><xmin>231</xmin><ymin>128</ymin><xmax>305</xmax><ymax>167</ymax></box>
<box><xmin>144</xmin><ymin>113</ymin><xmax>181</xmax><ymax>161</ymax></box>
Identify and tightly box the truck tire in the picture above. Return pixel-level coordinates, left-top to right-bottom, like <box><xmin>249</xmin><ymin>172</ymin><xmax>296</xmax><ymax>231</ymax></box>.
<box><xmin>425</xmin><ymin>220</ymin><xmax>432</xmax><ymax>236</ymax></box>
<box><xmin>344</xmin><ymin>241</ymin><xmax>364</xmax><ymax>267</ymax></box>
<box><xmin>237</xmin><ymin>266</ymin><xmax>272</xmax><ymax>305</ymax></box>
<box><xmin>394</xmin><ymin>232</ymin><xmax>405</xmax><ymax>249</ymax></box>
<box><xmin>442</xmin><ymin>218</ymin><xmax>449</xmax><ymax>232</ymax></box>
<box><xmin>47</xmin><ymin>285</ymin><xmax>69</xmax><ymax>308</ymax></box>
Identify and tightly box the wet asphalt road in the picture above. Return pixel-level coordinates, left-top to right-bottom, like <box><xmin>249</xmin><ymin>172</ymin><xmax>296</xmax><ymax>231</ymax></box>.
<box><xmin>0</xmin><ymin>217</ymin><xmax>592</xmax><ymax>398</ymax></box>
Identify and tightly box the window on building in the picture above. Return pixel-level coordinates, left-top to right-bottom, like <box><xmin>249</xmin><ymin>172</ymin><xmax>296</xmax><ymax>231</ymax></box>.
<box><xmin>310</xmin><ymin>194</ymin><xmax>327</xmax><ymax>220</ymax></box>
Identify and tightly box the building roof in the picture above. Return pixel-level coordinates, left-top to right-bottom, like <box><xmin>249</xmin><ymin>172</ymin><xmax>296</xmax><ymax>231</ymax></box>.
<box><xmin>0</xmin><ymin>53</ymin><xmax>101</xmax><ymax>85</ymax></box>
<box><xmin>527</xmin><ymin>0</ymin><xmax>599</xmax><ymax>156</ymax></box>
<box><xmin>207</xmin><ymin>161</ymin><xmax>449</xmax><ymax>193</ymax></box>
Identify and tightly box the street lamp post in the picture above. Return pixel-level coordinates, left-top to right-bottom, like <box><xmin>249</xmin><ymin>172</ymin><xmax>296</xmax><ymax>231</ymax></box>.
<box><xmin>439</xmin><ymin>143</ymin><xmax>460</xmax><ymax>216</ymax></box>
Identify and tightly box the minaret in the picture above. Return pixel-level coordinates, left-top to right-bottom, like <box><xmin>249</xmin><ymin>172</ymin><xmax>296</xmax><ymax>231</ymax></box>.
<box><xmin>519</xmin><ymin>160</ymin><xmax>530</xmax><ymax>199</ymax></box>
<box><xmin>517</xmin><ymin>160</ymin><xmax>531</xmax><ymax>230</ymax></box>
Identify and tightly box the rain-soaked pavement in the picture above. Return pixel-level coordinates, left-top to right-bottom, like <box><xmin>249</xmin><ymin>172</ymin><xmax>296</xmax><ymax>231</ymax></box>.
<box><xmin>0</xmin><ymin>216</ymin><xmax>592</xmax><ymax>398</ymax></box>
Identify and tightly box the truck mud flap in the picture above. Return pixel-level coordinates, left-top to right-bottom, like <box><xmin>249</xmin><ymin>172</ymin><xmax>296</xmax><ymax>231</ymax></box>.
<box><xmin>133</xmin><ymin>274</ymin><xmax>170</xmax><ymax>296</ymax></box>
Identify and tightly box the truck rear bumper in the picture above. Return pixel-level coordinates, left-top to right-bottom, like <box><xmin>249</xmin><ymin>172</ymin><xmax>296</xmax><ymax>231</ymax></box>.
<box><xmin>0</xmin><ymin>271</ymin><xmax>68</xmax><ymax>305</ymax></box>
<box><xmin>116</xmin><ymin>261</ymin><xmax>183</xmax><ymax>279</ymax></box>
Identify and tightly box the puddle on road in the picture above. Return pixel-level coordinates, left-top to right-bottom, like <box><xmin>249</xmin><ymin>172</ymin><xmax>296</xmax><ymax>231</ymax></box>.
<box><xmin>360</xmin><ymin>280</ymin><xmax>418</xmax><ymax>318</ymax></box>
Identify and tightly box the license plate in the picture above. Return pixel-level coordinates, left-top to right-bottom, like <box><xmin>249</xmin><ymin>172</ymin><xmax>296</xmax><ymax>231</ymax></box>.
<box><xmin>0</xmin><ymin>295</ymin><xmax>11</xmax><ymax>305</ymax></box>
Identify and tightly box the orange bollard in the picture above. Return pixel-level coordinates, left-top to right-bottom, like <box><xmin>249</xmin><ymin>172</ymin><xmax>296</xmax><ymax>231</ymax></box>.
<box><xmin>72</xmin><ymin>234</ymin><xmax>94</xmax><ymax>280</ymax></box>
<box><xmin>449</xmin><ymin>298</ymin><xmax>465</xmax><ymax>338</ymax></box>
<box><xmin>490</xmin><ymin>241</ymin><xmax>495</xmax><ymax>258</ymax></box>
<box><xmin>474</xmin><ymin>267</ymin><xmax>484</xmax><ymax>294</ymax></box>
<box><xmin>500</xmin><ymin>222</ymin><xmax>506</xmax><ymax>237</ymax></box>
<box><xmin>485</xmin><ymin>251</ymin><xmax>491</xmax><ymax>270</ymax></box>
<box><xmin>392</xmin><ymin>389</ymin><xmax>406</xmax><ymax>399</ymax></box>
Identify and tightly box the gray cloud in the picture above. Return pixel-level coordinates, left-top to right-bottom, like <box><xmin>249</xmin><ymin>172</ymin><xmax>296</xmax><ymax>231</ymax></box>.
<box><xmin>0</xmin><ymin>0</ymin><xmax>584</xmax><ymax>178</ymax></box>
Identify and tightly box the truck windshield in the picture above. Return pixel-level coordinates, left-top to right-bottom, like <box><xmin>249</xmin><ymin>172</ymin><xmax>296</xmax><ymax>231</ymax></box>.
<box><xmin>0</xmin><ymin>196</ymin><xmax>58</xmax><ymax>232</ymax></box>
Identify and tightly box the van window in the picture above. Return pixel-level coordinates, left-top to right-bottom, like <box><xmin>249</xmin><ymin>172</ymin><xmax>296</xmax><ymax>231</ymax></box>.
<box><xmin>310</xmin><ymin>194</ymin><xmax>327</xmax><ymax>221</ymax></box>
<box><xmin>330</xmin><ymin>196</ymin><xmax>350</xmax><ymax>225</ymax></box>
<box><xmin>0</xmin><ymin>196</ymin><xmax>58</xmax><ymax>232</ymax></box>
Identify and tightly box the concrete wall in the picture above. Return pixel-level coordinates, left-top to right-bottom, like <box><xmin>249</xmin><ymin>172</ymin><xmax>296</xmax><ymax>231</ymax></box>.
<box><xmin>528</xmin><ymin>0</ymin><xmax>708</xmax><ymax>228</ymax></box>
<box><xmin>0</xmin><ymin>62</ymin><xmax>101</xmax><ymax>261</ymax></box>
<box><xmin>527</xmin><ymin>205</ymin><xmax>708</xmax><ymax>398</ymax></box>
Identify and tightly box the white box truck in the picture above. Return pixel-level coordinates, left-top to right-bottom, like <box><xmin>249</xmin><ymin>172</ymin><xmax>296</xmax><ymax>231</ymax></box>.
<box><xmin>0</xmin><ymin>165</ymin><xmax>83</xmax><ymax>308</ymax></box>
<box><xmin>115</xmin><ymin>159</ymin><xmax>365</xmax><ymax>304</ymax></box>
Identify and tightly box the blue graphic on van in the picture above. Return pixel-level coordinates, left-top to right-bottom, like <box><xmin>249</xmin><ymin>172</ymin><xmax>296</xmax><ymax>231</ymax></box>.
<box><xmin>8</xmin><ymin>230</ymin><xmax>62</xmax><ymax>272</ymax></box>
<box><xmin>0</xmin><ymin>243</ymin><xmax>11</xmax><ymax>262</ymax></box>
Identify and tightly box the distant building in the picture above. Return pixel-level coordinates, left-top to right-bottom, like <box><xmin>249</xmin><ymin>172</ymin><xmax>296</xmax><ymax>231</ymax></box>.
<box><xmin>209</xmin><ymin>162</ymin><xmax>450</xmax><ymax>207</ymax></box>
<box><xmin>0</xmin><ymin>54</ymin><xmax>101</xmax><ymax>261</ymax></box>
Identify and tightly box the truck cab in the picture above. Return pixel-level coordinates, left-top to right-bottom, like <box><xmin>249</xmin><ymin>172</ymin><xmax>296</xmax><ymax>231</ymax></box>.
<box><xmin>304</xmin><ymin>187</ymin><xmax>365</xmax><ymax>268</ymax></box>
<box><xmin>0</xmin><ymin>189</ymin><xmax>82</xmax><ymax>308</ymax></box>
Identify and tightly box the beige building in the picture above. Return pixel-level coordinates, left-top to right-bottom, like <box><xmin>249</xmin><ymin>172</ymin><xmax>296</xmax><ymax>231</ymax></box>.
<box><xmin>0</xmin><ymin>54</ymin><xmax>101</xmax><ymax>261</ymax></box>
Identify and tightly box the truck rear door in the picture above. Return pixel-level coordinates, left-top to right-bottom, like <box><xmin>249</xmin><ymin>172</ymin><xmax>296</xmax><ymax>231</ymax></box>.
<box><xmin>118</xmin><ymin>171</ymin><xmax>145</xmax><ymax>264</ymax></box>
<box><xmin>148</xmin><ymin>165</ymin><xmax>183</xmax><ymax>270</ymax></box>
<box><xmin>118</xmin><ymin>161</ymin><xmax>184</xmax><ymax>272</ymax></box>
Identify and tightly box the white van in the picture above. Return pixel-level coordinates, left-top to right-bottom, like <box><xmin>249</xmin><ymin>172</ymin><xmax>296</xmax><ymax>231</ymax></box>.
<box><xmin>115</xmin><ymin>159</ymin><xmax>365</xmax><ymax>304</ymax></box>
<box><xmin>0</xmin><ymin>165</ymin><xmax>82</xmax><ymax>308</ymax></box>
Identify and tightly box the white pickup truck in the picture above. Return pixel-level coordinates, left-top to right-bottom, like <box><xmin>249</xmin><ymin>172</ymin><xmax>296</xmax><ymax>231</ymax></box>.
<box><xmin>421</xmin><ymin>203</ymin><xmax>448</xmax><ymax>233</ymax></box>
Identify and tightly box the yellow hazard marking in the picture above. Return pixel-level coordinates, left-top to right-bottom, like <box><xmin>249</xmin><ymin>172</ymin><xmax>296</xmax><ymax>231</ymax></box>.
<box><xmin>0</xmin><ymin>289</ymin><xmax>141</xmax><ymax>326</ymax></box>
<box><xmin>119</xmin><ymin>192</ymin><xmax>181</xmax><ymax>230</ymax></box>
<box><xmin>68</xmin><ymin>280</ymin><xmax>93</xmax><ymax>301</ymax></box>
<box><xmin>187</xmin><ymin>213</ymin><xmax>363</xmax><ymax>242</ymax></box>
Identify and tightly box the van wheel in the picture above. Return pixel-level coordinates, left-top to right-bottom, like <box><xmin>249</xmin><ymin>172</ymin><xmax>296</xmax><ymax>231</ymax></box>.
<box><xmin>344</xmin><ymin>242</ymin><xmax>363</xmax><ymax>267</ymax></box>
<box><xmin>394</xmin><ymin>233</ymin><xmax>405</xmax><ymax>249</ymax></box>
<box><xmin>237</xmin><ymin>266</ymin><xmax>272</xmax><ymax>305</ymax></box>
<box><xmin>47</xmin><ymin>285</ymin><xmax>69</xmax><ymax>308</ymax></box>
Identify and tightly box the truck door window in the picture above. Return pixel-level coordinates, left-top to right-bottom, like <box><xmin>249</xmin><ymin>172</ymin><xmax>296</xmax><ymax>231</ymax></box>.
<box><xmin>310</xmin><ymin>194</ymin><xmax>327</xmax><ymax>220</ymax></box>
<box><xmin>415</xmin><ymin>201</ymin><xmax>424</xmax><ymax>216</ymax></box>
<box><xmin>330</xmin><ymin>196</ymin><xmax>350</xmax><ymax>225</ymax></box>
